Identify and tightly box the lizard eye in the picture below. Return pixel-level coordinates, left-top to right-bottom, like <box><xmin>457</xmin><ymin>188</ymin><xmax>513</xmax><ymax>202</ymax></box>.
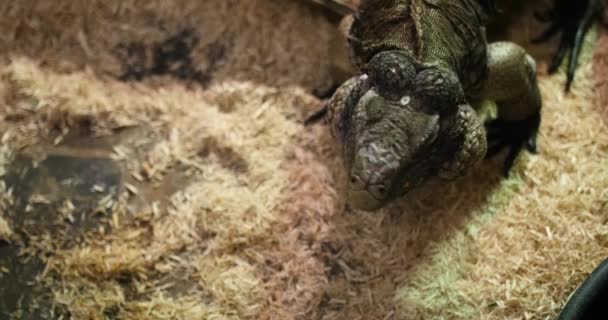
<box><xmin>399</xmin><ymin>96</ymin><xmax>411</xmax><ymax>106</ymax></box>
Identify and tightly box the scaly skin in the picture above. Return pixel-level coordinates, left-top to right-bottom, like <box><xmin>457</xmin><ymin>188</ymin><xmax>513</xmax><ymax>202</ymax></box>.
<box><xmin>321</xmin><ymin>0</ymin><xmax>541</xmax><ymax>211</ymax></box>
<box><xmin>304</xmin><ymin>0</ymin><xmax>601</xmax><ymax>211</ymax></box>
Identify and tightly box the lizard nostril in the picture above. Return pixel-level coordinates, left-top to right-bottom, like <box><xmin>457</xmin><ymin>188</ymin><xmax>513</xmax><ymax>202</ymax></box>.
<box><xmin>349</xmin><ymin>173</ymin><xmax>366</xmax><ymax>189</ymax></box>
<box><xmin>369</xmin><ymin>184</ymin><xmax>387</xmax><ymax>199</ymax></box>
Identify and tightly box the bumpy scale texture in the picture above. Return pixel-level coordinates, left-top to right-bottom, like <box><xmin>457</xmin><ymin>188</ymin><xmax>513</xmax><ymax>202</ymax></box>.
<box><xmin>325</xmin><ymin>0</ymin><xmax>543</xmax><ymax>210</ymax></box>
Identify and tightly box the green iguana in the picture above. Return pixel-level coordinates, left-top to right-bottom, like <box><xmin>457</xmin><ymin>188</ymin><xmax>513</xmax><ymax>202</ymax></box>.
<box><xmin>305</xmin><ymin>0</ymin><xmax>604</xmax><ymax>211</ymax></box>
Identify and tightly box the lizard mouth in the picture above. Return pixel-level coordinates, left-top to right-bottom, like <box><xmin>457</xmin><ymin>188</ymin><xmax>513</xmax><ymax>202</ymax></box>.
<box><xmin>346</xmin><ymin>189</ymin><xmax>386</xmax><ymax>211</ymax></box>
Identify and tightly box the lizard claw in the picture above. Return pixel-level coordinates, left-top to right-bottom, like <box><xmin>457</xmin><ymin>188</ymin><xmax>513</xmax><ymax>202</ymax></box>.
<box><xmin>532</xmin><ymin>0</ymin><xmax>603</xmax><ymax>91</ymax></box>
<box><xmin>484</xmin><ymin>112</ymin><xmax>541</xmax><ymax>177</ymax></box>
<box><xmin>304</xmin><ymin>105</ymin><xmax>328</xmax><ymax>126</ymax></box>
<box><xmin>305</xmin><ymin>82</ymin><xmax>340</xmax><ymax>126</ymax></box>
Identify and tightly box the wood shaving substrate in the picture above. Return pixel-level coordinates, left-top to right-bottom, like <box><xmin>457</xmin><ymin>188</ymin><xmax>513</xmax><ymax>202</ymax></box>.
<box><xmin>0</xmin><ymin>1</ymin><xmax>607</xmax><ymax>320</ymax></box>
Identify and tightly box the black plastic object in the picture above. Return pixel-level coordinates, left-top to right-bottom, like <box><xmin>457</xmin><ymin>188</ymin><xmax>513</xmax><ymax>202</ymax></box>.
<box><xmin>558</xmin><ymin>258</ymin><xmax>608</xmax><ymax>319</ymax></box>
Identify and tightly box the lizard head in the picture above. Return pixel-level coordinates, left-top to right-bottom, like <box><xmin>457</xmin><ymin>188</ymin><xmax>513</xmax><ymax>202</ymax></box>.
<box><xmin>346</xmin><ymin>89</ymin><xmax>441</xmax><ymax>211</ymax></box>
<box><xmin>330</xmin><ymin>50</ymin><xmax>467</xmax><ymax>211</ymax></box>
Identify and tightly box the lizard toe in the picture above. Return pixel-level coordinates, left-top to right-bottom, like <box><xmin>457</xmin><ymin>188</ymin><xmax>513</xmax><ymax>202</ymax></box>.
<box><xmin>503</xmin><ymin>141</ymin><xmax>525</xmax><ymax>177</ymax></box>
<box><xmin>304</xmin><ymin>105</ymin><xmax>328</xmax><ymax>126</ymax></box>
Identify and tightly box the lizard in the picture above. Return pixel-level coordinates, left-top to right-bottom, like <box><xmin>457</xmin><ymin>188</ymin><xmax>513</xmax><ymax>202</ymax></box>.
<box><xmin>304</xmin><ymin>0</ymin><xmax>604</xmax><ymax>211</ymax></box>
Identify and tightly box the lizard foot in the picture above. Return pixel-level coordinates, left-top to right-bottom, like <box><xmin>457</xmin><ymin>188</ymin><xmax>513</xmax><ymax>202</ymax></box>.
<box><xmin>532</xmin><ymin>0</ymin><xmax>603</xmax><ymax>91</ymax></box>
<box><xmin>484</xmin><ymin>112</ymin><xmax>541</xmax><ymax>177</ymax></box>
<box><xmin>304</xmin><ymin>104</ymin><xmax>328</xmax><ymax>126</ymax></box>
<box><xmin>305</xmin><ymin>82</ymin><xmax>341</xmax><ymax>126</ymax></box>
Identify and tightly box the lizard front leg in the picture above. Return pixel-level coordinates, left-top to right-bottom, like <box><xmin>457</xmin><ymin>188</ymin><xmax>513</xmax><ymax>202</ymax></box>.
<box><xmin>437</xmin><ymin>103</ymin><xmax>487</xmax><ymax>180</ymax></box>
<box><xmin>481</xmin><ymin>41</ymin><xmax>542</xmax><ymax>176</ymax></box>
